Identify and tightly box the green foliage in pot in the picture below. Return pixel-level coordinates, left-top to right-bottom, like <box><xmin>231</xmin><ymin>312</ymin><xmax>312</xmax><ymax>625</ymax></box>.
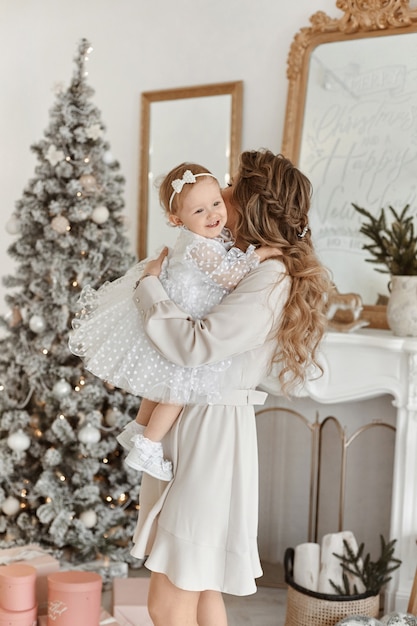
<box><xmin>353</xmin><ymin>204</ymin><xmax>417</xmax><ymax>276</ymax></box>
<box><xmin>330</xmin><ymin>535</ymin><xmax>401</xmax><ymax>596</ymax></box>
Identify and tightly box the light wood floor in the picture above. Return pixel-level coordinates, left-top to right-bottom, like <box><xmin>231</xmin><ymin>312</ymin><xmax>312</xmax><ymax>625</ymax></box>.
<box><xmin>102</xmin><ymin>566</ymin><xmax>287</xmax><ymax>626</ymax></box>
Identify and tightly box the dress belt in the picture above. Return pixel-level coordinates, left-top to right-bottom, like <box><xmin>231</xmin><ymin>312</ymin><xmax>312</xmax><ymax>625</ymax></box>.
<box><xmin>202</xmin><ymin>389</ymin><xmax>268</xmax><ymax>406</ymax></box>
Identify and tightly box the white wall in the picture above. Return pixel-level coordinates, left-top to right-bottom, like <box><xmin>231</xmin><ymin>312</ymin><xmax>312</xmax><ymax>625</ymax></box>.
<box><xmin>0</xmin><ymin>0</ymin><xmax>339</xmax><ymax>314</ymax></box>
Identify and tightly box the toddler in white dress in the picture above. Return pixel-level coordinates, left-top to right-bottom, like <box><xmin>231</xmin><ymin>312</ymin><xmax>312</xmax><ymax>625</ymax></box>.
<box><xmin>69</xmin><ymin>162</ymin><xmax>280</xmax><ymax>481</ymax></box>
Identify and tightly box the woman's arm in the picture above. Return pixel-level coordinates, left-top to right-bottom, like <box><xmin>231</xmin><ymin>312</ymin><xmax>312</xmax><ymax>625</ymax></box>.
<box><xmin>134</xmin><ymin>261</ymin><xmax>290</xmax><ymax>367</ymax></box>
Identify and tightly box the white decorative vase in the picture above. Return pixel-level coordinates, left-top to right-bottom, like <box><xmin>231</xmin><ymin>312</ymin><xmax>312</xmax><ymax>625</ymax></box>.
<box><xmin>386</xmin><ymin>275</ymin><xmax>417</xmax><ymax>337</ymax></box>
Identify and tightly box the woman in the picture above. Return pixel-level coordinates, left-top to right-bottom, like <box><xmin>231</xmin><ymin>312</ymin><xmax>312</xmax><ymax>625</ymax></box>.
<box><xmin>130</xmin><ymin>149</ymin><xmax>331</xmax><ymax>625</ymax></box>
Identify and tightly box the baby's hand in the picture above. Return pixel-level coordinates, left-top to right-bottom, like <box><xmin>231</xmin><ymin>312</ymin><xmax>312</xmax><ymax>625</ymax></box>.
<box><xmin>255</xmin><ymin>246</ymin><xmax>282</xmax><ymax>262</ymax></box>
<box><xmin>143</xmin><ymin>247</ymin><xmax>169</xmax><ymax>277</ymax></box>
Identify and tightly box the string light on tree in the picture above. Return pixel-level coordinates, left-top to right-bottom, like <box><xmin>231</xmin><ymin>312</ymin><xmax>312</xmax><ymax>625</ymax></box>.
<box><xmin>0</xmin><ymin>37</ymin><xmax>139</xmax><ymax>564</ymax></box>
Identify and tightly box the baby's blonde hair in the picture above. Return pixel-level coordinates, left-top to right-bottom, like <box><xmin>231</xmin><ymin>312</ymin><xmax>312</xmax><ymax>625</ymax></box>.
<box><xmin>158</xmin><ymin>162</ymin><xmax>217</xmax><ymax>217</ymax></box>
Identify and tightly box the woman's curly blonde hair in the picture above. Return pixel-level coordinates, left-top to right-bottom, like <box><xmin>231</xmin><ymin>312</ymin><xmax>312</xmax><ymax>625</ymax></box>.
<box><xmin>231</xmin><ymin>149</ymin><xmax>331</xmax><ymax>394</ymax></box>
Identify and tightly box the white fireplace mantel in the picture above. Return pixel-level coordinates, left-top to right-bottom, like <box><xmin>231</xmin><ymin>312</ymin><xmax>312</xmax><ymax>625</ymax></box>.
<box><xmin>262</xmin><ymin>328</ymin><xmax>417</xmax><ymax>611</ymax></box>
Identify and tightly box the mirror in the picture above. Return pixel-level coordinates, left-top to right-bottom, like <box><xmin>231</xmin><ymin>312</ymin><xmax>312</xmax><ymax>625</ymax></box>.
<box><xmin>282</xmin><ymin>1</ymin><xmax>417</xmax><ymax>305</ymax></box>
<box><xmin>138</xmin><ymin>81</ymin><xmax>243</xmax><ymax>258</ymax></box>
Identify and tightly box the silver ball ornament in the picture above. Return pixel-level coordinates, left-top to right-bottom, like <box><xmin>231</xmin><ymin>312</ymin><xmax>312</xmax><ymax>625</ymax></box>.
<box><xmin>51</xmin><ymin>215</ymin><xmax>70</xmax><ymax>234</ymax></box>
<box><xmin>79</xmin><ymin>509</ymin><xmax>98</xmax><ymax>528</ymax></box>
<box><xmin>103</xmin><ymin>151</ymin><xmax>114</xmax><ymax>164</ymax></box>
<box><xmin>7</xmin><ymin>429</ymin><xmax>31</xmax><ymax>452</ymax></box>
<box><xmin>78</xmin><ymin>423</ymin><xmax>101</xmax><ymax>444</ymax></box>
<box><xmin>1</xmin><ymin>496</ymin><xmax>21</xmax><ymax>516</ymax></box>
<box><xmin>91</xmin><ymin>205</ymin><xmax>109</xmax><ymax>224</ymax></box>
<box><xmin>105</xmin><ymin>407</ymin><xmax>121</xmax><ymax>427</ymax></box>
<box><xmin>29</xmin><ymin>314</ymin><xmax>46</xmax><ymax>333</ymax></box>
<box><xmin>381</xmin><ymin>614</ymin><xmax>417</xmax><ymax>625</ymax></box>
<box><xmin>79</xmin><ymin>174</ymin><xmax>97</xmax><ymax>193</ymax></box>
<box><xmin>52</xmin><ymin>379</ymin><xmax>72</xmax><ymax>399</ymax></box>
<box><xmin>5</xmin><ymin>216</ymin><xmax>20</xmax><ymax>235</ymax></box>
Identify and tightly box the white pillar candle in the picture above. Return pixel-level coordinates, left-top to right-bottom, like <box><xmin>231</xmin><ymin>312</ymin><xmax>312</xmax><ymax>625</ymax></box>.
<box><xmin>319</xmin><ymin>531</ymin><xmax>366</xmax><ymax>594</ymax></box>
<box><xmin>319</xmin><ymin>532</ymin><xmax>347</xmax><ymax>593</ymax></box>
<box><xmin>293</xmin><ymin>542</ymin><xmax>320</xmax><ymax>591</ymax></box>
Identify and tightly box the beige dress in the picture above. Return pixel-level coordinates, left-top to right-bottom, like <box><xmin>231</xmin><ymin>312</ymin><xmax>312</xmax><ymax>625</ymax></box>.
<box><xmin>130</xmin><ymin>260</ymin><xmax>291</xmax><ymax>596</ymax></box>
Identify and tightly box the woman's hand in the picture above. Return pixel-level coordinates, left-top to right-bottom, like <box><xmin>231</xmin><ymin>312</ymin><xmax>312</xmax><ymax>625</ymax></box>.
<box><xmin>255</xmin><ymin>246</ymin><xmax>282</xmax><ymax>262</ymax></box>
<box><xmin>142</xmin><ymin>247</ymin><xmax>169</xmax><ymax>278</ymax></box>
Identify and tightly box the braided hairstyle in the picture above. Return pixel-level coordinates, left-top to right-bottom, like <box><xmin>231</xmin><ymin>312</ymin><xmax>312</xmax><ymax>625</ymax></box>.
<box><xmin>231</xmin><ymin>149</ymin><xmax>331</xmax><ymax>393</ymax></box>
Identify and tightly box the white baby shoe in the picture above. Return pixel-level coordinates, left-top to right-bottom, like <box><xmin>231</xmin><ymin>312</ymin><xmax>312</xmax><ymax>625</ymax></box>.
<box><xmin>125</xmin><ymin>434</ymin><xmax>173</xmax><ymax>481</ymax></box>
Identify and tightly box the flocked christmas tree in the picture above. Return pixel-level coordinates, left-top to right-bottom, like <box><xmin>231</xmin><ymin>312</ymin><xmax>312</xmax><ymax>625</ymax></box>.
<box><xmin>0</xmin><ymin>39</ymin><xmax>142</xmax><ymax>564</ymax></box>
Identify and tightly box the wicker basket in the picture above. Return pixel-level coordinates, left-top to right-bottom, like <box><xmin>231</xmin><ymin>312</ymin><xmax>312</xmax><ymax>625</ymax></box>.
<box><xmin>284</xmin><ymin>548</ymin><xmax>380</xmax><ymax>626</ymax></box>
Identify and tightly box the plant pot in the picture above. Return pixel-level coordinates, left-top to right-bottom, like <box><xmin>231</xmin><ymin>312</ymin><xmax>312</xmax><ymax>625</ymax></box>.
<box><xmin>387</xmin><ymin>275</ymin><xmax>417</xmax><ymax>336</ymax></box>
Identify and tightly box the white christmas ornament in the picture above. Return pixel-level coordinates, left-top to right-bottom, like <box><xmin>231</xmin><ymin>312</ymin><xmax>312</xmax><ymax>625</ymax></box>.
<box><xmin>1</xmin><ymin>496</ymin><xmax>21</xmax><ymax>516</ymax></box>
<box><xmin>79</xmin><ymin>174</ymin><xmax>97</xmax><ymax>193</ymax></box>
<box><xmin>29</xmin><ymin>314</ymin><xmax>46</xmax><ymax>334</ymax></box>
<box><xmin>336</xmin><ymin>618</ymin><xmax>383</xmax><ymax>626</ymax></box>
<box><xmin>51</xmin><ymin>215</ymin><xmax>70</xmax><ymax>234</ymax></box>
<box><xmin>381</xmin><ymin>614</ymin><xmax>417</xmax><ymax>625</ymax></box>
<box><xmin>103</xmin><ymin>151</ymin><xmax>114</xmax><ymax>164</ymax></box>
<box><xmin>7</xmin><ymin>429</ymin><xmax>31</xmax><ymax>452</ymax></box>
<box><xmin>78</xmin><ymin>423</ymin><xmax>101</xmax><ymax>444</ymax></box>
<box><xmin>92</xmin><ymin>205</ymin><xmax>109</xmax><ymax>224</ymax></box>
<box><xmin>52</xmin><ymin>379</ymin><xmax>72</xmax><ymax>399</ymax></box>
<box><xmin>5</xmin><ymin>216</ymin><xmax>20</xmax><ymax>235</ymax></box>
<box><xmin>105</xmin><ymin>407</ymin><xmax>120</xmax><ymax>427</ymax></box>
<box><xmin>79</xmin><ymin>509</ymin><xmax>97</xmax><ymax>528</ymax></box>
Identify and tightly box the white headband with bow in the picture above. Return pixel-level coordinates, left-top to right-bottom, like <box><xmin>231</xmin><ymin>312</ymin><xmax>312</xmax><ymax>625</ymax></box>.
<box><xmin>169</xmin><ymin>170</ymin><xmax>217</xmax><ymax>210</ymax></box>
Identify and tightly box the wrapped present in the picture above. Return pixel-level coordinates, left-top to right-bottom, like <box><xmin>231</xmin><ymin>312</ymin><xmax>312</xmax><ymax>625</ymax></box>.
<box><xmin>112</xmin><ymin>577</ymin><xmax>152</xmax><ymax>626</ymax></box>
<box><xmin>99</xmin><ymin>609</ymin><xmax>122</xmax><ymax>626</ymax></box>
<box><xmin>47</xmin><ymin>571</ymin><xmax>102</xmax><ymax>626</ymax></box>
<box><xmin>0</xmin><ymin>545</ymin><xmax>59</xmax><ymax>614</ymax></box>
<box><xmin>60</xmin><ymin>559</ymin><xmax>128</xmax><ymax>590</ymax></box>
<box><xmin>38</xmin><ymin>608</ymin><xmax>121</xmax><ymax>626</ymax></box>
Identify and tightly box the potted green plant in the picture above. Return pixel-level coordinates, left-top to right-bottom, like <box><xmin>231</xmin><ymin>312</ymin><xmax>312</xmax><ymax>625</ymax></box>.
<box><xmin>352</xmin><ymin>204</ymin><xmax>417</xmax><ymax>276</ymax></box>
<box><xmin>353</xmin><ymin>203</ymin><xmax>417</xmax><ymax>336</ymax></box>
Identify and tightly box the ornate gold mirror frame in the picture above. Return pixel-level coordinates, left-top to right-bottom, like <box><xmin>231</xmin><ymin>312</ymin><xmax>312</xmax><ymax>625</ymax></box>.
<box><xmin>282</xmin><ymin>0</ymin><xmax>417</xmax><ymax>162</ymax></box>
<box><xmin>138</xmin><ymin>81</ymin><xmax>243</xmax><ymax>259</ymax></box>
<box><xmin>281</xmin><ymin>0</ymin><xmax>417</xmax><ymax>316</ymax></box>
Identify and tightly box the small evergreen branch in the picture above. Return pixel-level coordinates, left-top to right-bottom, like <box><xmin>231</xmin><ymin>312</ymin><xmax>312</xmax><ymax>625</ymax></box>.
<box><xmin>330</xmin><ymin>535</ymin><xmax>401</xmax><ymax>596</ymax></box>
<box><xmin>352</xmin><ymin>203</ymin><xmax>417</xmax><ymax>276</ymax></box>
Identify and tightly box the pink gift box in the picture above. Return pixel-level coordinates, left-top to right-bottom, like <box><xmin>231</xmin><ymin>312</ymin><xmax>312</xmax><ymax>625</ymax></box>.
<box><xmin>38</xmin><ymin>608</ymin><xmax>120</xmax><ymax>626</ymax></box>
<box><xmin>112</xmin><ymin>578</ymin><xmax>152</xmax><ymax>626</ymax></box>
<box><xmin>47</xmin><ymin>571</ymin><xmax>102</xmax><ymax>626</ymax></box>
<box><xmin>0</xmin><ymin>604</ymin><xmax>37</xmax><ymax>626</ymax></box>
<box><xmin>0</xmin><ymin>563</ymin><xmax>37</xmax><ymax>611</ymax></box>
<box><xmin>0</xmin><ymin>545</ymin><xmax>59</xmax><ymax>614</ymax></box>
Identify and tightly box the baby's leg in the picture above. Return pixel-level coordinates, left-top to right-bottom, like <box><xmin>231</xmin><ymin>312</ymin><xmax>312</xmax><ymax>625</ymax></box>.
<box><xmin>145</xmin><ymin>403</ymin><xmax>183</xmax><ymax>442</ymax></box>
<box><xmin>116</xmin><ymin>397</ymin><xmax>157</xmax><ymax>452</ymax></box>
<box><xmin>125</xmin><ymin>403</ymin><xmax>182</xmax><ymax>481</ymax></box>
<box><xmin>135</xmin><ymin>397</ymin><xmax>159</xmax><ymax>427</ymax></box>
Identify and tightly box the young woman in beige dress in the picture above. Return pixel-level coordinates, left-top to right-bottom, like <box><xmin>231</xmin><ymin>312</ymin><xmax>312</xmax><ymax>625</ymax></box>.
<box><xmin>130</xmin><ymin>149</ymin><xmax>331</xmax><ymax>626</ymax></box>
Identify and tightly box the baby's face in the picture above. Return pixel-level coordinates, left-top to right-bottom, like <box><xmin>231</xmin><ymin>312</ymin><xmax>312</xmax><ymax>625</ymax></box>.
<box><xmin>171</xmin><ymin>177</ymin><xmax>227</xmax><ymax>239</ymax></box>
